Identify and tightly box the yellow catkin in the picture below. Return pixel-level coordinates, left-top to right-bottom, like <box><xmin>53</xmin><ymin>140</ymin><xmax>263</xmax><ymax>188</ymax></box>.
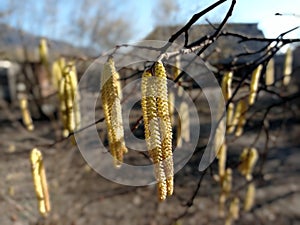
<box><xmin>217</xmin><ymin>143</ymin><xmax>227</xmax><ymax>178</ymax></box>
<box><xmin>101</xmin><ymin>57</ymin><xmax>127</xmax><ymax>168</ymax></box>
<box><xmin>238</xmin><ymin>147</ymin><xmax>258</xmax><ymax>181</ymax></box>
<box><xmin>68</xmin><ymin>62</ymin><xmax>81</xmax><ymax>130</ymax></box>
<box><xmin>64</xmin><ymin>72</ymin><xmax>76</xmax><ymax>133</ymax></box>
<box><xmin>219</xmin><ymin>168</ymin><xmax>232</xmax><ymax>217</ymax></box>
<box><xmin>230</xmin><ymin>197</ymin><xmax>240</xmax><ymax>220</ymax></box>
<box><xmin>168</xmin><ymin>91</ymin><xmax>175</xmax><ymax>125</ymax></box>
<box><xmin>222</xmin><ymin>71</ymin><xmax>233</xmax><ymax>101</ymax></box>
<box><xmin>142</xmin><ymin>69</ymin><xmax>167</xmax><ymax>201</ymax></box>
<box><xmin>249</xmin><ymin>65</ymin><xmax>262</xmax><ymax>105</ymax></box>
<box><xmin>225</xmin><ymin>197</ymin><xmax>240</xmax><ymax>225</ymax></box>
<box><xmin>30</xmin><ymin>148</ymin><xmax>51</xmax><ymax>216</ymax></box>
<box><xmin>226</xmin><ymin>102</ymin><xmax>234</xmax><ymax>133</ymax></box>
<box><xmin>214</xmin><ymin>94</ymin><xmax>226</xmax><ymax>156</ymax></box>
<box><xmin>177</xmin><ymin>100</ymin><xmax>190</xmax><ymax>148</ymax></box>
<box><xmin>154</xmin><ymin>61</ymin><xmax>174</xmax><ymax>197</ymax></box>
<box><xmin>58</xmin><ymin>63</ymin><xmax>81</xmax><ymax>139</ymax></box>
<box><xmin>51</xmin><ymin>61</ymin><xmax>61</xmax><ymax>90</ymax></box>
<box><xmin>52</xmin><ymin>57</ymin><xmax>66</xmax><ymax>90</ymax></box>
<box><xmin>235</xmin><ymin>99</ymin><xmax>248</xmax><ymax>137</ymax></box>
<box><xmin>19</xmin><ymin>97</ymin><xmax>34</xmax><ymax>131</ymax></box>
<box><xmin>173</xmin><ymin>55</ymin><xmax>181</xmax><ymax>80</ymax></box>
<box><xmin>229</xmin><ymin>99</ymin><xmax>247</xmax><ymax>137</ymax></box>
<box><xmin>283</xmin><ymin>48</ymin><xmax>293</xmax><ymax>86</ymax></box>
<box><xmin>39</xmin><ymin>38</ymin><xmax>51</xmax><ymax>79</ymax></box>
<box><xmin>244</xmin><ymin>182</ymin><xmax>255</xmax><ymax>211</ymax></box>
<box><xmin>39</xmin><ymin>38</ymin><xmax>48</xmax><ymax>67</ymax></box>
<box><xmin>265</xmin><ymin>58</ymin><xmax>274</xmax><ymax>86</ymax></box>
<box><xmin>58</xmin><ymin>75</ymin><xmax>69</xmax><ymax>137</ymax></box>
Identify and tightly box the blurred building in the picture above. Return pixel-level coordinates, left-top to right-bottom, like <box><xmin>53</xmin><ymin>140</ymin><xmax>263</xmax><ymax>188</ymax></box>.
<box><xmin>145</xmin><ymin>23</ymin><xmax>266</xmax><ymax>67</ymax></box>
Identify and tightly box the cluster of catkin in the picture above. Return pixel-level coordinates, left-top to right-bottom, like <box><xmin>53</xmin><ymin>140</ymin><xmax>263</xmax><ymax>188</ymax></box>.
<box><xmin>100</xmin><ymin>57</ymin><xmax>128</xmax><ymax>167</ymax></box>
<box><xmin>223</xmin><ymin>71</ymin><xmax>249</xmax><ymax>137</ymax></box>
<box><xmin>30</xmin><ymin>148</ymin><xmax>51</xmax><ymax>216</ymax></box>
<box><xmin>141</xmin><ymin>62</ymin><xmax>174</xmax><ymax>201</ymax></box>
<box><xmin>55</xmin><ymin>61</ymin><xmax>81</xmax><ymax>138</ymax></box>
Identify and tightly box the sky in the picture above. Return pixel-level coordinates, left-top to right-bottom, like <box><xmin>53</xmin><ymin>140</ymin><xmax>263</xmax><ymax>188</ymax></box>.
<box><xmin>0</xmin><ymin>0</ymin><xmax>299</xmax><ymax>50</ymax></box>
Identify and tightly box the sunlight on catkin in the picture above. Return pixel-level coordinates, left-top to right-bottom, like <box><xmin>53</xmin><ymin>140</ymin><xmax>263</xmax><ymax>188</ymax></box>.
<box><xmin>155</xmin><ymin>61</ymin><xmax>174</xmax><ymax>197</ymax></box>
<box><xmin>101</xmin><ymin>57</ymin><xmax>127</xmax><ymax>168</ymax></box>
<box><xmin>249</xmin><ymin>65</ymin><xmax>262</xmax><ymax>105</ymax></box>
<box><xmin>222</xmin><ymin>71</ymin><xmax>233</xmax><ymax>101</ymax></box>
<box><xmin>141</xmin><ymin>69</ymin><xmax>167</xmax><ymax>201</ymax></box>
<box><xmin>19</xmin><ymin>96</ymin><xmax>34</xmax><ymax>131</ymax></box>
<box><xmin>30</xmin><ymin>148</ymin><xmax>51</xmax><ymax>217</ymax></box>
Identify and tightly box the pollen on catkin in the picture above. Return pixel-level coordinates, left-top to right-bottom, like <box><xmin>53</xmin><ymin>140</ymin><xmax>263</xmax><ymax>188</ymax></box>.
<box><xmin>30</xmin><ymin>148</ymin><xmax>51</xmax><ymax>216</ymax></box>
<box><xmin>141</xmin><ymin>62</ymin><xmax>174</xmax><ymax>201</ymax></box>
<box><xmin>249</xmin><ymin>65</ymin><xmax>262</xmax><ymax>105</ymax></box>
<box><xmin>101</xmin><ymin>57</ymin><xmax>127</xmax><ymax>168</ymax></box>
<box><xmin>141</xmin><ymin>69</ymin><xmax>167</xmax><ymax>201</ymax></box>
<box><xmin>154</xmin><ymin>61</ymin><xmax>174</xmax><ymax>196</ymax></box>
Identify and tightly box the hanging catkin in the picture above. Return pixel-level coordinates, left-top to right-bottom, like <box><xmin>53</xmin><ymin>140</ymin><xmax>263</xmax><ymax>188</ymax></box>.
<box><xmin>51</xmin><ymin>57</ymin><xmax>66</xmax><ymax>90</ymax></box>
<box><xmin>225</xmin><ymin>197</ymin><xmax>240</xmax><ymax>225</ymax></box>
<box><xmin>173</xmin><ymin>55</ymin><xmax>181</xmax><ymax>81</ymax></box>
<box><xmin>101</xmin><ymin>57</ymin><xmax>127</xmax><ymax>167</ymax></box>
<box><xmin>58</xmin><ymin>64</ymin><xmax>81</xmax><ymax>138</ymax></box>
<box><xmin>235</xmin><ymin>99</ymin><xmax>248</xmax><ymax>137</ymax></box>
<box><xmin>244</xmin><ymin>182</ymin><xmax>255</xmax><ymax>211</ymax></box>
<box><xmin>177</xmin><ymin>100</ymin><xmax>190</xmax><ymax>148</ymax></box>
<box><xmin>283</xmin><ymin>47</ymin><xmax>293</xmax><ymax>86</ymax></box>
<box><xmin>141</xmin><ymin>61</ymin><xmax>174</xmax><ymax>201</ymax></box>
<box><xmin>226</xmin><ymin>103</ymin><xmax>234</xmax><ymax>133</ymax></box>
<box><xmin>265</xmin><ymin>59</ymin><xmax>274</xmax><ymax>86</ymax></box>
<box><xmin>155</xmin><ymin>61</ymin><xmax>174</xmax><ymax>196</ymax></box>
<box><xmin>30</xmin><ymin>148</ymin><xmax>51</xmax><ymax>216</ymax></box>
<box><xmin>38</xmin><ymin>38</ymin><xmax>51</xmax><ymax>79</ymax></box>
<box><xmin>219</xmin><ymin>168</ymin><xmax>232</xmax><ymax>217</ymax></box>
<box><xmin>141</xmin><ymin>69</ymin><xmax>167</xmax><ymax>201</ymax></box>
<box><xmin>222</xmin><ymin>71</ymin><xmax>233</xmax><ymax>101</ymax></box>
<box><xmin>228</xmin><ymin>99</ymin><xmax>247</xmax><ymax>136</ymax></box>
<box><xmin>217</xmin><ymin>143</ymin><xmax>227</xmax><ymax>178</ymax></box>
<box><xmin>19</xmin><ymin>96</ymin><xmax>34</xmax><ymax>131</ymax></box>
<box><xmin>249</xmin><ymin>65</ymin><xmax>262</xmax><ymax>105</ymax></box>
<box><xmin>238</xmin><ymin>147</ymin><xmax>258</xmax><ymax>181</ymax></box>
